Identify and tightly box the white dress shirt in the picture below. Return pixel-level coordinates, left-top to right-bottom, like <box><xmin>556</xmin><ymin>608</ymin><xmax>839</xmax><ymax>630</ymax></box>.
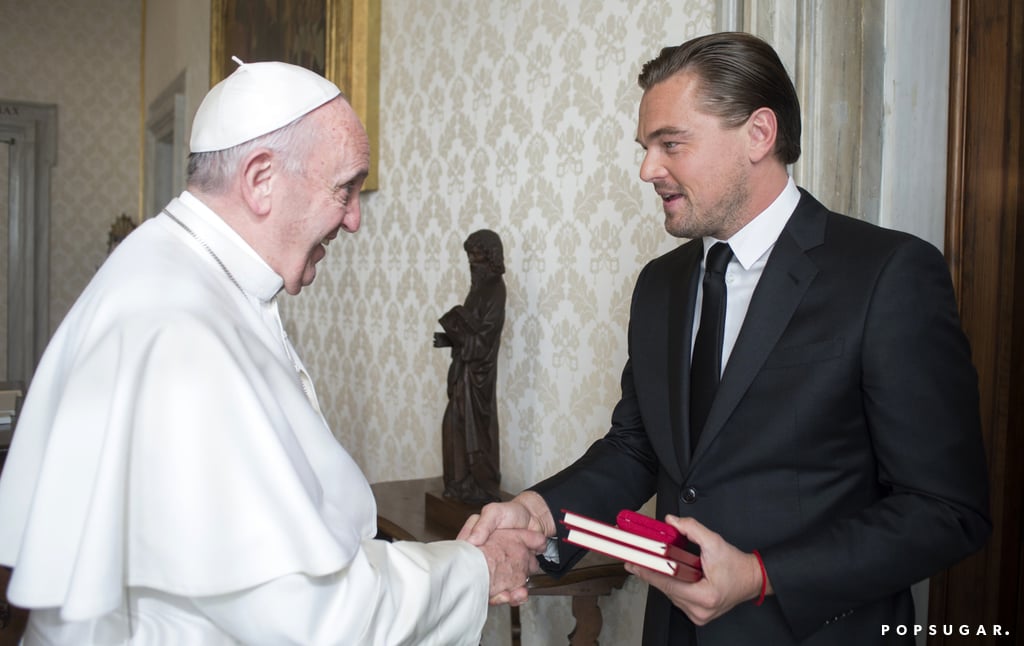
<box><xmin>692</xmin><ymin>177</ymin><xmax>801</xmax><ymax>374</ymax></box>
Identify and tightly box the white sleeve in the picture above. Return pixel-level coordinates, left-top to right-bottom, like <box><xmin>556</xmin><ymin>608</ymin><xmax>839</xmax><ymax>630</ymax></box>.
<box><xmin>192</xmin><ymin>538</ymin><xmax>489</xmax><ymax>646</ymax></box>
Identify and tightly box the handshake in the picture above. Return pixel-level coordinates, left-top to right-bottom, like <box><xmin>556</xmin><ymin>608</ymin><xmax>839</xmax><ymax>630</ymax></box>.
<box><xmin>460</xmin><ymin>491</ymin><xmax>761</xmax><ymax>627</ymax></box>
<box><xmin>457</xmin><ymin>491</ymin><xmax>558</xmax><ymax>606</ymax></box>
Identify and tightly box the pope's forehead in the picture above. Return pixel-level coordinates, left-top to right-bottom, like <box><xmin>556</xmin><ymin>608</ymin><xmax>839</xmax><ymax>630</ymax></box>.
<box><xmin>310</xmin><ymin>101</ymin><xmax>370</xmax><ymax>173</ymax></box>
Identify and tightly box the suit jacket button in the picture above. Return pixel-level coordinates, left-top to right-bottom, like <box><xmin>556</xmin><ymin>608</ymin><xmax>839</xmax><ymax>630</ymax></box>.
<box><xmin>681</xmin><ymin>487</ymin><xmax>698</xmax><ymax>504</ymax></box>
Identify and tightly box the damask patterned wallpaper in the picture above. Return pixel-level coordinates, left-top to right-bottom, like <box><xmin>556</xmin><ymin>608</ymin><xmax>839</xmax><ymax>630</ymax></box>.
<box><xmin>283</xmin><ymin>1</ymin><xmax>715</xmax><ymax>643</ymax></box>
<box><xmin>0</xmin><ymin>0</ymin><xmax>141</xmax><ymax>347</ymax></box>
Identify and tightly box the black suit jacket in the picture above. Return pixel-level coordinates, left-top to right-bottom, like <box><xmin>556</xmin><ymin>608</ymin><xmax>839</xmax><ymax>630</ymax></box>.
<box><xmin>532</xmin><ymin>190</ymin><xmax>990</xmax><ymax>645</ymax></box>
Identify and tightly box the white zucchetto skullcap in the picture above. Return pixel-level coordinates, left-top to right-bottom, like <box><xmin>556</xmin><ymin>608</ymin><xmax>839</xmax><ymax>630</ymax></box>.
<box><xmin>190</xmin><ymin>58</ymin><xmax>341</xmax><ymax>153</ymax></box>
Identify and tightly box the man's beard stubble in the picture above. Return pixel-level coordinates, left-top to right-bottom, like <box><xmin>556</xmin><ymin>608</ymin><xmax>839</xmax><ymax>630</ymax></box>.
<box><xmin>662</xmin><ymin>165</ymin><xmax>751</xmax><ymax>241</ymax></box>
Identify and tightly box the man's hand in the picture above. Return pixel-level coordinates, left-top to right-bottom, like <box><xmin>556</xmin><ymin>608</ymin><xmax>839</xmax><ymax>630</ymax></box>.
<box><xmin>476</xmin><ymin>528</ymin><xmax>547</xmax><ymax>606</ymax></box>
<box><xmin>459</xmin><ymin>492</ymin><xmax>557</xmax><ymax>605</ymax></box>
<box><xmin>624</xmin><ymin>516</ymin><xmax>770</xmax><ymax>625</ymax></box>
<box><xmin>457</xmin><ymin>491</ymin><xmax>556</xmax><ymax>545</ymax></box>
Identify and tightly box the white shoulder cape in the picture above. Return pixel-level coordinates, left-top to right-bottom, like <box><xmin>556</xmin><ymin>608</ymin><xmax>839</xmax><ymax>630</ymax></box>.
<box><xmin>0</xmin><ymin>204</ymin><xmax>377</xmax><ymax>621</ymax></box>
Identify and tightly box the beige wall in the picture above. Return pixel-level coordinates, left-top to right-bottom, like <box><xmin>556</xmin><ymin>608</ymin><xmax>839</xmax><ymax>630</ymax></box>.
<box><xmin>0</xmin><ymin>0</ymin><xmax>141</xmax><ymax>332</ymax></box>
<box><xmin>142</xmin><ymin>0</ymin><xmax>211</xmax><ymax>152</ymax></box>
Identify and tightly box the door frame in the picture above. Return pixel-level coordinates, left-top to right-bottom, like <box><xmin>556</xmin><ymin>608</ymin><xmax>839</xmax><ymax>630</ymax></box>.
<box><xmin>929</xmin><ymin>0</ymin><xmax>1024</xmax><ymax>642</ymax></box>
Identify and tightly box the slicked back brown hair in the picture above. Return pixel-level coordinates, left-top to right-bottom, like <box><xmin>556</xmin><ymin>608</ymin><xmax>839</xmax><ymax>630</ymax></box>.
<box><xmin>638</xmin><ymin>32</ymin><xmax>801</xmax><ymax>164</ymax></box>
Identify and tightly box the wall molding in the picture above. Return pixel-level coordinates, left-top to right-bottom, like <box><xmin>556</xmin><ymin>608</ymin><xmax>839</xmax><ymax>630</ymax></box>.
<box><xmin>145</xmin><ymin>71</ymin><xmax>187</xmax><ymax>220</ymax></box>
<box><xmin>0</xmin><ymin>100</ymin><xmax>57</xmax><ymax>385</ymax></box>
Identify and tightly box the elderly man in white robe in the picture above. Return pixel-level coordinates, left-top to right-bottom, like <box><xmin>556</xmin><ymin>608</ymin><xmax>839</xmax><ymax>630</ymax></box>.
<box><xmin>0</xmin><ymin>60</ymin><xmax>544</xmax><ymax>645</ymax></box>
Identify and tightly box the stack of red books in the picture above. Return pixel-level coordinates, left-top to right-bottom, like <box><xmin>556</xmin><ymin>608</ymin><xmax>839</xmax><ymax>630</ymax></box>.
<box><xmin>562</xmin><ymin>509</ymin><xmax>703</xmax><ymax>582</ymax></box>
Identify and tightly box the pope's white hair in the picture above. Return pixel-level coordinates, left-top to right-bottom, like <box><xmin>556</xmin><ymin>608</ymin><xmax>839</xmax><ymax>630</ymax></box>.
<box><xmin>186</xmin><ymin>95</ymin><xmax>341</xmax><ymax>194</ymax></box>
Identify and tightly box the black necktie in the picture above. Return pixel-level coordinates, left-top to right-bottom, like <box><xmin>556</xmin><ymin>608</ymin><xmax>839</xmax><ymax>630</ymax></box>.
<box><xmin>690</xmin><ymin>242</ymin><xmax>733</xmax><ymax>452</ymax></box>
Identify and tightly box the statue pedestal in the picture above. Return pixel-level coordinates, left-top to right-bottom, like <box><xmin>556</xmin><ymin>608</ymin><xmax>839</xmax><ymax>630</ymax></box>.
<box><xmin>424</xmin><ymin>484</ymin><xmax>513</xmax><ymax>535</ymax></box>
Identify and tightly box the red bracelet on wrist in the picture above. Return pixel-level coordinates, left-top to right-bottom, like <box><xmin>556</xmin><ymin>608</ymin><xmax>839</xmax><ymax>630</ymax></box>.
<box><xmin>752</xmin><ymin>550</ymin><xmax>767</xmax><ymax>606</ymax></box>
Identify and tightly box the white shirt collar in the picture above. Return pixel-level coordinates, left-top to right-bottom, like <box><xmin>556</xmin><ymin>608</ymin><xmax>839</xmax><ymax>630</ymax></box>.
<box><xmin>703</xmin><ymin>176</ymin><xmax>801</xmax><ymax>269</ymax></box>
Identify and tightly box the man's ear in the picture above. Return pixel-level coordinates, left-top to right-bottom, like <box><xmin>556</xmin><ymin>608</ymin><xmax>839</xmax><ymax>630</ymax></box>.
<box><xmin>239</xmin><ymin>149</ymin><xmax>275</xmax><ymax>216</ymax></box>
<box><xmin>746</xmin><ymin>107</ymin><xmax>778</xmax><ymax>163</ymax></box>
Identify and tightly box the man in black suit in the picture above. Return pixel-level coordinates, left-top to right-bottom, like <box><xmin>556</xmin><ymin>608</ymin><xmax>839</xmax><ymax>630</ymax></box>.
<box><xmin>461</xmin><ymin>32</ymin><xmax>990</xmax><ymax>644</ymax></box>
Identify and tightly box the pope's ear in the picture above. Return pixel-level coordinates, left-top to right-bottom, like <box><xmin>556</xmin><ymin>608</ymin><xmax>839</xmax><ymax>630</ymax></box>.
<box><xmin>239</xmin><ymin>149</ymin><xmax>275</xmax><ymax>216</ymax></box>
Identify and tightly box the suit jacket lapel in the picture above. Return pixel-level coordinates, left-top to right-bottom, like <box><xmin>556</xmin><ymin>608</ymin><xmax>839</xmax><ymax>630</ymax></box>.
<box><xmin>688</xmin><ymin>191</ymin><xmax>827</xmax><ymax>471</ymax></box>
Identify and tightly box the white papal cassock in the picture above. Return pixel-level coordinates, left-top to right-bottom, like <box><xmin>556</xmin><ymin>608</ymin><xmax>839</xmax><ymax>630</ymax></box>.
<box><xmin>0</xmin><ymin>191</ymin><xmax>488</xmax><ymax>645</ymax></box>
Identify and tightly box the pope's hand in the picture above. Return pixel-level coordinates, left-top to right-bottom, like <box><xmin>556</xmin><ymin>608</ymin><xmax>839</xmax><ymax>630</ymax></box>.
<box><xmin>460</xmin><ymin>492</ymin><xmax>557</xmax><ymax>605</ymax></box>
<box><xmin>476</xmin><ymin>528</ymin><xmax>547</xmax><ymax>606</ymax></box>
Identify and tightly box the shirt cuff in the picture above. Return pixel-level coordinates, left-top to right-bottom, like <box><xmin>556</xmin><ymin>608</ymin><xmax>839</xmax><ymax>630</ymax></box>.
<box><xmin>541</xmin><ymin>537</ymin><xmax>560</xmax><ymax>564</ymax></box>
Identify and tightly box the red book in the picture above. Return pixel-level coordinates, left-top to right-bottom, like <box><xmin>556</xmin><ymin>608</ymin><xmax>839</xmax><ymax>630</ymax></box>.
<box><xmin>561</xmin><ymin>509</ymin><xmax>703</xmax><ymax>582</ymax></box>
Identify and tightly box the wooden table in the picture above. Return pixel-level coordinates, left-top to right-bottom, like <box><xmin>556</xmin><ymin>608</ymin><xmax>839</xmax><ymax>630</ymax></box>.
<box><xmin>371</xmin><ymin>477</ymin><xmax>628</xmax><ymax>646</ymax></box>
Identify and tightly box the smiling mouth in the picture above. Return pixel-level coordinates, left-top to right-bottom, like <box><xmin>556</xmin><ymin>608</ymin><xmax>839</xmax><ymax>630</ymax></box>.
<box><xmin>656</xmin><ymin>186</ymin><xmax>685</xmax><ymax>203</ymax></box>
<box><xmin>321</xmin><ymin>228</ymin><xmax>341</xmax><ymax>246</ymax></box>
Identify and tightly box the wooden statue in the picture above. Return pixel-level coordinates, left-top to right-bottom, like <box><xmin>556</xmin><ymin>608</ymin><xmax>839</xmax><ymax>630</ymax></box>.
<box><xmin>433</xmin><ymin>230</ymin><xmax>506</xmax><ymax>505</ymax></box>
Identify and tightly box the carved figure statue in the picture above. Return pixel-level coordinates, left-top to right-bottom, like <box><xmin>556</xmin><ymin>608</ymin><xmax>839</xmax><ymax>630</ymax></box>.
<box><xmin>107</xmin><ymin>213</ymin><xmax>137</xmax><ymax>255</ymax></box>
<box><xmin>433</xmin><ymin>230</ymin><xmax>506</xmax><ymax>506</ymax></box>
